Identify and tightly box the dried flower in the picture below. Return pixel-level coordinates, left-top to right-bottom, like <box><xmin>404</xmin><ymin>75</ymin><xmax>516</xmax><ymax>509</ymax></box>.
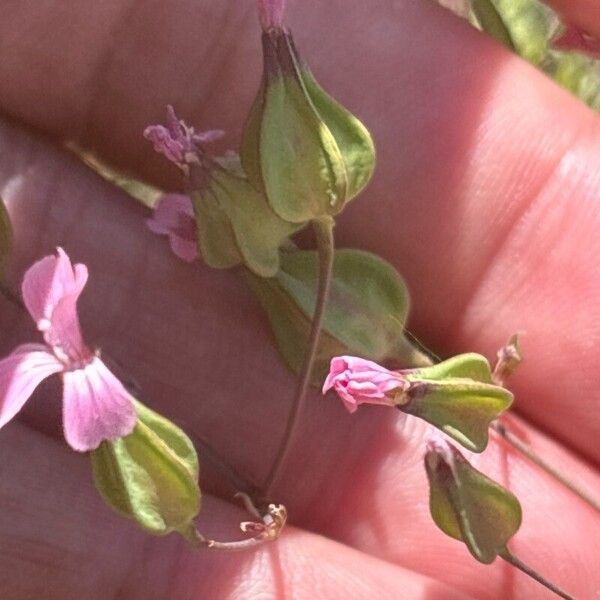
<box><xmin>144</xmin><ymin>105</ymin><xmax>224</xmax><ymax>171</ymax></box>
<box><xmin>322</xmin><ymin>356</ymin><xmax>410</xmax><ymax>413</ymax></box>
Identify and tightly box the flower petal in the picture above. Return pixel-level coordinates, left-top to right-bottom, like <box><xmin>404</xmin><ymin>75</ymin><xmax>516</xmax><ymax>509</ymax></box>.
<box><xmin>147</xmin><ymin>194</ymin><xmax>194</xmax><ymax>234</ymax></box>
<box><xmin>45</xmin><ymin>291</ymin><xmax>90</xmax><ymax>364</ymax></box>
<box><xmin>147</xmin><ymin>194</ymin><xmax>198</xmax><ymax>262</ymax></box>
<box><xmin>0</xmin><ymin>345</ymin><xmax>63</xmax><ymax>429</ymax></box>
<box><xmin>62</xmin><ymin>358</ymin><xmax>137</xmax><ymax>451</ymax></box>
<box><xmin>169</xmin><ymin>236</ymin><xmax>198</xmax><ymax>263</ymax></box>
<box><xmin>22</xmin><ymin>247</ymin><xmax>88</xmax><ymax>328</ymax></box>
<box><xmin>323</xmin><ymin>355</ymin><xmax>407</xmax><ymax>413</ymax></box>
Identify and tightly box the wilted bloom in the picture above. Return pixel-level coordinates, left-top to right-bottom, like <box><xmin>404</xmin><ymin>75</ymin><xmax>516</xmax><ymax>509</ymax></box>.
<box><xmin>551</xmin><ymin>24</ymin><xmax>600</xmax><ymax>58</ymax></box>
<box><xmin>147</xmin><ymin>194</ymin><xmax>198</xmax><ymax>263</ymax></box>
<box><xmin>324</xmin><ymin>353</ymin><xmax>513</xmax><ymax>453</ymax></box>
<box><xmin>0</xmin><ymin>248</ymin><xmax>136</xmax><ymax>451</ymax></box>
<box><xmin>258</xmin><ymin>0</ymin><xmax>286</xmax><ymax>31</ymax></box>
<box><xmin>322</xmin><ymin>356</ymin><xmax>410</xmax><ymax>413</ymax></box>
<box><xmin>144</xmin><ymin>105</ymin><xmax>224</xmax><ymax>171</ymax></box>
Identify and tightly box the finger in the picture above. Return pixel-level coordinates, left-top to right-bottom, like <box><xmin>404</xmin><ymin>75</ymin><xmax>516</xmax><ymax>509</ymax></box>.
<box><xmin>1</xmin><ymin>121</ymin><xmax>600</xmax><ymax>598</ymax></box>
<box><xmin>0</xmin><ymin>423</ymin><xmax>468</xmax><ymax>600</ymax></box>
<box><xmin>1</xmin><ymin>1</ymin><xmax>599</xmax><ymax>462</ymax></box>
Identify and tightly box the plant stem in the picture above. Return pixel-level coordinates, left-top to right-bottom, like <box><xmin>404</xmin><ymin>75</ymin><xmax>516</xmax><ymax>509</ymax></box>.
<box><xmin>261</xmin><ymin>216</ymin><xmax>335</xmax><ymax>496</ymax></box>
<box><xmin>491</xmin><ymin>420</ymin><xmax>600</xmax><ymax>513</ymax></box>
<box><xmin>501</xmin><ymin>550</ymin><xmax>574</xmax><ymax>600</ymax></box>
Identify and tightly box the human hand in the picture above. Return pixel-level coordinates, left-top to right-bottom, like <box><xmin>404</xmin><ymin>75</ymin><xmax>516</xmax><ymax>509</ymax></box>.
<box><xmin>0</xmin><ymin>1</ymin><xmax>599</xmax><ymax>598</ymax></box>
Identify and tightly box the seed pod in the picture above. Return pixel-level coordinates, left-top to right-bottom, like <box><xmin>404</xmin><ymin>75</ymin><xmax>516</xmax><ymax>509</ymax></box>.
<box><xmin>91</xmin><ymin>399</ymin><xmax>201</xmax><ymax>541</ymax></box>
<box><xmin>425</xmin><ymin>437</ymin><xmax>522</xmax><ymax>564</ymax></box>
<box><xmin>241</xmin><ymin>28</ymin><xmax>375</xmax><ymax>223</ymax></box>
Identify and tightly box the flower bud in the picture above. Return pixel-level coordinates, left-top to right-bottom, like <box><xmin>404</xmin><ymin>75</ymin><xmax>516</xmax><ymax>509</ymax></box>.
<box><xmin>425</xmin><ymin>437</ymin><xmax>522</xmax><ymax>564</ymax></box>
<box><xmin>91</xmin><ymin>399</ymin><xmax>201</xmax><ymax>541</ymax></box>
<box><xmin>241</xmin><ymin>28</ymin><xmax>375</xmax><ymax>223</ymax></box>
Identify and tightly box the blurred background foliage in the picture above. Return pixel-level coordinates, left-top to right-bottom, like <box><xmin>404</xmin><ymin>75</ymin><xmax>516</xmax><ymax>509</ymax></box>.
<box><xmin>439</xmin><ymin>0</ymin><xmax>600</xmax><ymax>112</ymax></box>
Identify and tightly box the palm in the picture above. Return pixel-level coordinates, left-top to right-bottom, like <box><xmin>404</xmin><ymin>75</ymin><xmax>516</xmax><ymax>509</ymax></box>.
<box><xmin>1</xmin><ymin>1</ymin><xmax>599</xmax><ymax>598</ymax></box>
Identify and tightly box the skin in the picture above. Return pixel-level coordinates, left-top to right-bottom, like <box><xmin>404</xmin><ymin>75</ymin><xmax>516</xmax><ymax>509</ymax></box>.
<box><xmin>0</xmin><ymin>1</ymin><xmax>599</xmax><ymax>598</ymax></box>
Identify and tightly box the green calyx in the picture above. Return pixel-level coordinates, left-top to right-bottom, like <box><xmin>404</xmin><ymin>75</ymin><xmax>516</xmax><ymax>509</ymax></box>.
<box><xmin>241</xmin><ymin>28</ymin><xmax>375</xmax><ymax>223</ymax></box>
<box><xmin>246</xmin><ymin>248</ymin><xmax>429</xmax><ymax>386</ymax></box>
<box><xmin>90</xmin><ymin>400</ymin><xmax>201</xmax><ymax>541</ymax></box>
<box><xmin>401</xmin><ymin>354</ymin><xmax>513</xmax><ymax>452</ymax></box>
<box><xmin>425</xmin><ymin>440</ymin><xmax>522</xmax><ymax>564</ymax></box>
<box><xmin>191</xmin><ymin>156</ymin><xmax>302</xmax><ymax>277</ymax></box>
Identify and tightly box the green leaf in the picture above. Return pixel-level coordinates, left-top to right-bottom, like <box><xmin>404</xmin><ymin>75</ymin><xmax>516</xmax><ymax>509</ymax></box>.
<box><xmin>246</xmin><ymin>271</ymin><xmax>347</xmax><ymax>385</ymax></box>
<box><xmin>401</xmin><ymin>354</ymin><xmax>512</xmax><ymax>452</ymax></box>
<box><xmin>470</xmin><ymin>0</ymin><xmax>516</xmax><ymax>51</ymax></box>
<box><xmin>91</xmin><ymin>400</ymin><xmax>201</xmax><ymax>539</ymax></box>
<box><xmin>0</xmin><ymin>197</ymin><xmax>11</xmax><ymax>279</ymax></box>
<box><xmin>247</xmin><ymin>249</ymin><xmax>428</xmax><ymax>386</ymax></box>
<box><xmin>425</xmin><ymin>440</ymin><xmax>522</xmax><ymax>564</ymax></box>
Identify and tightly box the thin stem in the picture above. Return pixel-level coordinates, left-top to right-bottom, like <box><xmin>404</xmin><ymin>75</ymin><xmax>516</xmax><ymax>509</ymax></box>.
<box><xmin>192</xmin><ymin>529</ymin><xmax>272</xmax><ymax>552</ymax></box>
<box><xmin>185</xmin><ymin>525</ymin><xmax>271</xmax><ymax>552</ymax></box>
<box><xmin>261</xmin><ymin>217</ymin><xmax>335</xmax><ymax>495</ymax></box>
<box><xmin>491</xmin><ymin>420</ymin><xmax>600</xmax><ymax>513</ymax></box>
<box><xmin>501</xmin><ymin>550</ymin><xmax>575</xmax><ymax>600</ymax></box>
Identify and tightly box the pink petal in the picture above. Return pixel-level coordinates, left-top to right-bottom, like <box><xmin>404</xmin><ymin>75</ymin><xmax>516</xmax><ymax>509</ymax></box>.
<box><xmin>62</xmin><ymin>358</ymin><xmax>137</xmax><ymax>452</ymax></box>
<box><xmin>0</xmin><ymin>345</ymin><xmax>63</xmax><ymax>429</ymax></box>
<box><xmin>258</xmin><ymin>0</ymin><xmax>285</xmax><ymax>29</ymax></box>
<box><xmin>323</xmin><ymin>355</ymin><xmax>407</xmax><ymax>414</ymax></box>
<box><xmin>193</xmin><ymin>129</ymin><xmax>225</xmax><ymax>144</ymax></box>
<box><xmin>147</xmin><ymin>194</ymin><xmax>194</xmax><ymax>233</ymax></box>
<box><xmin>169</xmin><ymin>236</ymin><xmax>199</xmax><ymax>263</ymax></box>
<box><xmin>147</xmin><ymin>194</ymin><xmax>198</xmax><ymax>262</ymax></box>
<box><xmin>22</xmin><ymin>248</ymin><xmax>88</xmax><ymax>329</ymax></box>
<box><xmin>45</xmin><ymin>291</ymin><xmax>91</xmax><ymax>364</ymax></box>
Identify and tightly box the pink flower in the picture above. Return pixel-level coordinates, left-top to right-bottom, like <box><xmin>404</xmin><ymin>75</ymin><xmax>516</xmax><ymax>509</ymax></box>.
<box><xmin>144</xmin><ymin>105</ymin><xmax>224</xmax><ymax>170</ymax></box>
<box><xmin>147</xmin><ymin>194</ymin><xmax>198</xmax><ymax>263</ymax></box>
<box><xmin>258</xmin><ymin>0</ymin><xmax>286</xmax><ymax>30</ymax></box>
<box><xmin>0</xmin><ymin>249</ymin><xmax>137</xmax><ymax>451</ymax></box>
<box><xmin>322</xmin><ymin>356</ymin><xmax>410</xmax><ymax>413</ymax></box>
<box><xmin>551</xmin><ymin>24</ymin><xmax>600</xmax><ymax>58</ymax></box>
